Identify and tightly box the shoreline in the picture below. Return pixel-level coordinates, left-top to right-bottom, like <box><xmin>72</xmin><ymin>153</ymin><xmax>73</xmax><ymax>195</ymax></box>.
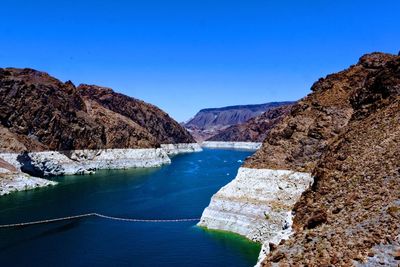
<box><xmin>0</xmin><ymin>173</ymin><xmax>57</xmax><ymax>196</ymax></box>
<box><xmin>0</xmin><ymin>143</ymin><xmax>201</xmax><ymax>195</ymax></box>
<box><xmin>198</xmin><ymin>167</ymin><xmax>313</xmax><ymax>266</ymax></box>
<box><xmin>201</xmin><ymin>141</ymin><xmax>262</xmax><ymax>150</ymax></box>
<box><xmin>160</xmin><ymin>143</ymin><xmax>203</xmax><ymax>155</ymax></box>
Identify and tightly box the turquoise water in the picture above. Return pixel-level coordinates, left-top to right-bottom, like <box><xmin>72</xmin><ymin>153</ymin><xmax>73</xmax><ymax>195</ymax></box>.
<box><xmin>0</xmin><ymin>149</ymin><xmax>261</xmax><ymax>267</ymax></box>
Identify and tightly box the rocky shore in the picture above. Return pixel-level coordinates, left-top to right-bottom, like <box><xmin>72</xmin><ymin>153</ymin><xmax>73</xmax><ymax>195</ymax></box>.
<box><xmin>198</xmin><ymin>167</ymin><xmax>312</xmax><ymax>266</ymax></box>
<box><xmin>0</xmin><ymin>148</ymin><xmax>170</xmax><ymax>177</ymax></box>
<box><xmin>201</xmin><ymin>141</ymin><xmax>262</xmax><ymax>150</ymax></box>
<box><xmin>0</xmin><ymin>68</ymin><xmax>202</xmax><ymax>196</ymax></box>
<box><xmin>0</xmin><ymin>158</ymin><xmax>56</xmax><ymax>196</ymax></box>
<box><xmin>0</xmin><ymin>173</ymin><xmax>56</xmax><ymax>196</ymax></box>
<box><xmin>0</xmin><ymin>143</ymin><xmax>201</xmax><ymax>195</ymax></box>
<box><xmin>160</xmin><ymin>143</ymin><xmax>202</xmax><ymax>155</ymax></box>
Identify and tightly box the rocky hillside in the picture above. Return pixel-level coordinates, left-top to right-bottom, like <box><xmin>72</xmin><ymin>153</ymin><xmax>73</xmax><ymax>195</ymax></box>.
<box><xmin>207</xmin><ymin>104</ymin><xmax>293</xmax><ymax>142</ymax></box>
<box><xmin>240</xmin><ymin>52</ymin><xmax>400</xmax><ymax>265</ymax></box>
<box><xmin>184</xmin><ymin>102</ymin><xmax>293</xmax><ymax>141</ymax></box>
<box><xmin>0</xmin><ymin>68</ymin><xmax>194</xmax><ymax>152</ymax></box>
<box><xmin>78</xmin><ymin>84</ymin><xmax>194</xmax><ymax>145</ymax></box>
<box><xmin>244</xmin><ymin>53</ymin><xmax>398</xmax><ymax>172</ymax></box>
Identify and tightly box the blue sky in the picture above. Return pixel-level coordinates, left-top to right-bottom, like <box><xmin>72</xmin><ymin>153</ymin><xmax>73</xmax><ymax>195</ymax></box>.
<box><xmin>1</xmin><ymin>1</ymin><xmax>399</xmax><ymax>121</ymax></box>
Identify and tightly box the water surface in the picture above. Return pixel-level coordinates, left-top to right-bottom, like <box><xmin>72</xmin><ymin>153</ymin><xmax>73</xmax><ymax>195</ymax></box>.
<box><xmin>0</xmin><ymin>149</ymin><xmax>260</xmax><ymax>267</ymax></box>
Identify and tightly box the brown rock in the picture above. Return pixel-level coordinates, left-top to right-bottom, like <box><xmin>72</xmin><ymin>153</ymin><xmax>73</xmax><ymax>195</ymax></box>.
<box><xmin>258</xmin><ymin>52</ymin><xmax>400</xmax><ymax>266</ymax></box>
<box><xmin>78</xmin><ymin>84</ymin><xmax>195</xmax><ymax>145</ymax></box>
<box><xmin>207</xmin><ymin>104</ymin><xmax>293</xmax><ymax>142</ymax></box>
<box><xmin>270</xmin><ymin>251</ymin><xmax>285</xmax><ymax>262</ymax></box>
<box><xmin>244</xmin><ymin>52</ymin><xmax>398</xmax><ymax>172</ymax></box>
<box><xmin>184</xmin><ymin>102</ymin><xmax>293</xmax><ymax>142</ymax></box>
<box><xmin>394</xmin><ymin>248</ymin><xmax>400</xmax><ymax>260</ymax></box>
<box><xmin>0</xmin><ymin>158</ymin><xmax>17</xmax><ymax>172</ymax></box>
<box><xmin>0</xmin><ymin>68</ymin><xmax>104</xmax><ymax>151</ymax></box>
<box><xmin>306</xmin><ymin>210</ymin><xmax>328</xmax><ymax>229</ymax></box>
<box><xmin>0</xmin><ymin>68</ymin><xmax>194</xmax><ymax>152</ymax></box>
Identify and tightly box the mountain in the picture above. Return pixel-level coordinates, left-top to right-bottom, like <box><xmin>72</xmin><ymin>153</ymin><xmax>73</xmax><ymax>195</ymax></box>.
<box><xmin>184</xmin><ymin>102</ymin><xmax>294</xmax><ymax>141</ymax></box>
<box><xmin>0</xmin><ymin>68</ymin><xmax>195</xmax><ymax>153</ymax></box>
<box><xmin>207</xmin><ymin>104</ymin><xmax>293</xmax><ymax>142</ymax></box>
<box><xmin>77</xmin><ymin>84</ymin><xmax>194</xmax><ymax>145</ymax></box>
<box><xmin>242</xmin><ymin>52</ymin><xmax>400</xmax><ymax>265</ymax></box>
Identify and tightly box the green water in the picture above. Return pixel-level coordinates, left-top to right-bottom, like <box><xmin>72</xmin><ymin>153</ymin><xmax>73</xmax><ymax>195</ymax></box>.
<box><xmin>0</xmin><ymin>149</ymin><xmax>261</xmax><ymax>267</ymax></box>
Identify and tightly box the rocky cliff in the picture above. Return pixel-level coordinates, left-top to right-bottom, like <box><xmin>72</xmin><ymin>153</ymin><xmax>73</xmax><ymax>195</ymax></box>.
<box><xmin>200</xmin><ymin>52</ymin><xmax>400</xmax><ymax>266</ymax></box>
<box><xmin>185</xmin><ymin>102</ymin><xmax>293</xmax><ymax>141</ymax></box>
<box><xmin>78</xmin><ymin>84</ymin><xmax>194</xmax><ymax>145</ymax></box>
<box><xmin>244</xmin><ymin>53</ymin><xmax>398</xmax><ymax>172</ymax></box>
<box><xmin>0</xmin><ymin>68</ymin><xmax>200</xmax><ymax>194</ymax></box>
<box><xmin>261</xmin><ymin>52</ymin><xmax>400</xmax><ymax>266</ymax></box>
<box><xmin>207</xmin><ymin>104</ymin><xmax>293</xmax><ymax>142</ymax></box>
<box><xmin>0</xmin><ymin>68</ymin><xmax>195</xmax><ymax>153</ymax></box>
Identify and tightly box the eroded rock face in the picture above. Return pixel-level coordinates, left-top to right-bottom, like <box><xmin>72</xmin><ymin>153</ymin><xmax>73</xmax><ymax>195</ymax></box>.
<box><xmin>78</xmin><ymin>84</ymin><xmax>195</xmax><ymax>144</ymax></box>
<box><xmin>81</xmin><ymin>99</ymin><xmax>159</xmax><ymax>149</ymax></box>
<box><xmin>198</xmin><ymin>52</ymin><xmax>399</xmax><ymax>266</ymax></box>
<box><xmin>0</xmin><ymin>173</ymin><xmax>56</xmax><ymax>196</ymax></box>
<box><xmin>159</xmin><ymin>143</ymin><xmax>202</xmax><ymax>155</ymax></box>
<box><xmin>0</xmin><ymin>68</ymin><xmax>199</xmax><ymax>194</ymax></box>
<box><xmin>244</xmin><ymin>52</ymin><xmax>398</xmax><ymax>173</ymax></box>
<box><xmin>198</xmin><ymin>167</ymin><xmax>312</xmax><ymax>265</ymax></box>
<box><xmin>198</xmin><ymin>168</ymin><xmax>313</xmax><ymax>240</ymax></box>
<box><xmin>0</xmin><ymin>68</ymin><xmax>195</xmax><ymax>153</ymax></box>
<box><xmin>0</xmin><ymin>68</ymin><xmax>105</xmax><ymax>151</ymax></box>
<box><xmin>0</xmin><ymin>149</ymin><xmax>171</xmax><ymax>177</ymax></box>
<box><xmin>257</xmin><ymin>53</ymin><xmax>400</xmax><ymax>265</ymax></box>
<box><xmin>207</xmin><ymin>104</ymin><xmax>293</xmax><ymax>142</ymax></box>
<box><xmin>185</xmin><ymin>102</ymin><xmax>293</xmax><ymax>142</ymax></box>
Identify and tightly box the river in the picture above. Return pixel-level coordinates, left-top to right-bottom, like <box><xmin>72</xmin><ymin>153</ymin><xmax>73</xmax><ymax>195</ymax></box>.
<box><xmin>0</xmin><ymin>149</ymin><xmax>260</xmax><ymax>267</ymax></box>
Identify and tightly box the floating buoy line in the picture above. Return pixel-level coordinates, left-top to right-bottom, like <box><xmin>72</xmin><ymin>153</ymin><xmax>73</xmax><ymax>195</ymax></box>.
<box><xmin>0</xmin><ymin>213</ymin><xmax>200</xmax><ymax>228</ymax></box>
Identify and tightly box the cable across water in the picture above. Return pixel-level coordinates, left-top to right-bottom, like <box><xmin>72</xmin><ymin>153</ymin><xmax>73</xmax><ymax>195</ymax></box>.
<box><xmin>0</xmin><ymin>213</ymin><xmax>200</xmax><ymax>228</ymax></box>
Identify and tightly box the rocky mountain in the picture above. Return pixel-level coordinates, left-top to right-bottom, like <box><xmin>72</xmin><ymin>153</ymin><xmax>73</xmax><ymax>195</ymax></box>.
<box><xmin>245</xmin><ymin>53</ymin><xmax>398</xmax><ymax>172</ymax></box>
<box><xmin>78</xmin><ymin>84</ymin><xmax>194</xmax><ymax>145</ymax></box>
<box><xmin>240</xmin><ymin>52</ymin><xmax>400</xmax><ymax>265</ymax></box>
<box><xmin>207</xmin><ymin>104</ymin><xmax>293</xmax><ymax>142</ymax></box>
<box><xmin>184</xmin><ymin>102</ymin><xmax>293</xmax><ymax>141</ymax></box>
<box><xmin>0</xmin><ymin>68</ymin><xmax>195</xmax><ymax>153</ymax></box>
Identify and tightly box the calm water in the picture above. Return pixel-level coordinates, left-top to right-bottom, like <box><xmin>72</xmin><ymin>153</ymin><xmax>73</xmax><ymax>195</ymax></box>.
<box><xmin>0</xmin><ymin>149</ymin><xmax>261</xmax><ymax>267</ymax></box>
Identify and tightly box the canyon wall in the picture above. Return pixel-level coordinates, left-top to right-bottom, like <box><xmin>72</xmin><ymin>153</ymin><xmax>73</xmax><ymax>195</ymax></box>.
<box><xmin>200</xmin><ymin>52</ymin><xmax>400</xmax><ymax>266</ymax></box>
<box><xmin>0</xmin><ymin>68</ymin><xmax>201</xmax><ymax>195</ymax></box>
<box><xmin>198</xmin><ymin>168</ymin><xmax>312</xmax><ymax>264</ymax></box>
<box><xmin>184</xmin><ymin>102</ymin><xmax>293</xmax><ymax>142</ymax></box>
<box><xmin>207</xmin><ymin>104</ymin><xmax>293</xmax><ymax>142</ymax></box>
<box><xmin>0</xmin><ymin>68</ymin><xmax>196</xmax><ymax>153</ymax></box>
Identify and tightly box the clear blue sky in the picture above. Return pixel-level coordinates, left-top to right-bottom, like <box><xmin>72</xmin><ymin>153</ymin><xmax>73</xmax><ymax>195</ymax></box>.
<box><xmin>1</xmin><ymin>0</ymin><xmax>399</xmax><ymax>121</ymax></box>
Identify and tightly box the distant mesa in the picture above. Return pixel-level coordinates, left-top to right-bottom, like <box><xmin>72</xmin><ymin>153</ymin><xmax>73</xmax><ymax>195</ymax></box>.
<box><xmin>207</xmin><ymin>104</ymin><xmax>293</xmax><ymax>142</ymax></box>
<box><xmin>184</xmin><ymin>102</ymin><xmax>294</xmax><ymax>142</ymax></box>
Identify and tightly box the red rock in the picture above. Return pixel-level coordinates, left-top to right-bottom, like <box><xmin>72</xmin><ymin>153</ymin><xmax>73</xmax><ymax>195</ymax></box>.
<box><xmin>257</xmin><ymin>52</ymin><xmax>400</xmax><ymax>266</ymax></box>
<box><xmin>207</xmin><ymin>104</ymin><xmax>293</xmax><ymax>142</ymax></box>
<box><xmin>0</xmin><ymin>68</ymin><xmax>195</xmax><ymax>152</ymax></box>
